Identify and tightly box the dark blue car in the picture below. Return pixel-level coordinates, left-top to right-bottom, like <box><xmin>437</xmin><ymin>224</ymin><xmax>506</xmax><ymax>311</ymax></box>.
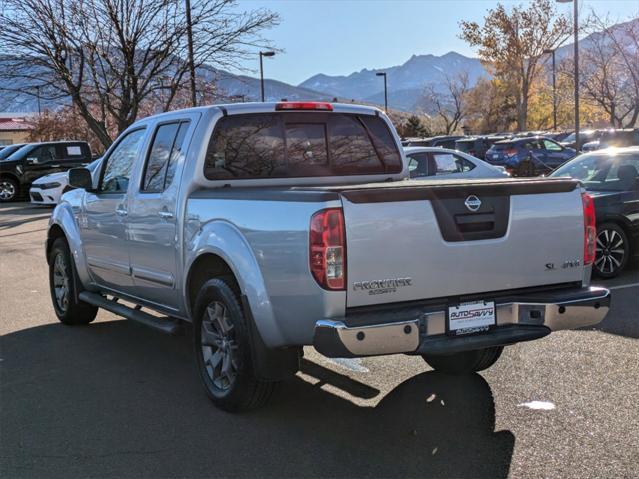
<box><xmin>485</xmin><ymin>137</ymin><xmax>576</xmax><ymax>176</ymax></box>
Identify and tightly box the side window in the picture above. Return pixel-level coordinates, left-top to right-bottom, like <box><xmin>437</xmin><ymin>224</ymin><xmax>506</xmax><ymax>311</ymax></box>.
<box><xmin>544</xmin><ymin>139</ymin><xmax>562</xmax><ymax>151</ymax></box>
<box><xmin>407</xmin><ymin>153</ymin><xmax>429</xmax><ymax>178</ymax></box>
<box><xmin>30</xmin><ymin>145</ymin><xmax>57</xmax><ymax>162</ymax></box>
<box><xmin>100</xmin><ymin>129</ymin><xmax>146</xmax><ymax>193</ymax></box>
<box><xmin>432</xmin><ymin>152</ymin><xmax>475</xmax><ymax>175</ymax></box>
<box><xmin>141</xmin><ymin>121</ymin><xmax>190</xmax><ymax>193</ymax></box>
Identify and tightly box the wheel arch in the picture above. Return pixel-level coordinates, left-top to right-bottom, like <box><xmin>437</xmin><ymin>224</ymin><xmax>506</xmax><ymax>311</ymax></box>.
<box><xmin>184</xmin><ymin>221</ymin><xmax>284</xmax><ymax>347</ymax></box>
<box><xmin>47</xmin><ymin>204</ymin><xmax>92</xmax><ymax>287</ymax></box>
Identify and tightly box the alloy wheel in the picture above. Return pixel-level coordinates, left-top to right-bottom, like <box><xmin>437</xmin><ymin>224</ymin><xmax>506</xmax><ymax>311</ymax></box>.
<box><xmin>0</xmin><ymin>180</ymin><xmax>16</xmax><ymax>200</ymax></box>
<box><xmin>595</xmin><ymin>228</ymin><xmax>625</xmax><ymax>275</ymax></box>
<box><xmin>200</xmin><ymin>301</ymin><xmax>238</xmax><ymax>391</ymax></box>
<box><xmin>52</xmin><ymin>253</ymin><xmax>70</xmax><ymax>312</ymax></box>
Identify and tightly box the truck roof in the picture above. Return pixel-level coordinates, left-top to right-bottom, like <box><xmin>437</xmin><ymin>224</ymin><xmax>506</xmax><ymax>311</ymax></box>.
<box><xmin>140</xmin><ymin>101</ymin><xmax>383</xmax><ymax>125</ymax></box>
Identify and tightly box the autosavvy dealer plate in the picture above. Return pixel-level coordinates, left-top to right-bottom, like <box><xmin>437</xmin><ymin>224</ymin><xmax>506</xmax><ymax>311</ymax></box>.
<box><xmin>447</xmin><ymin>300</ymin><xmax>496</xmax><ymax>336</ymax></box>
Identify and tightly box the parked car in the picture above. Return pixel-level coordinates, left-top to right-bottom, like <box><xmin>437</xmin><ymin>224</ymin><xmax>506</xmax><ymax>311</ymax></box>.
<box><xmin>560</xmin><ymin>129</ymin><xmax>605</xmax><ymax>151</ymax></box>
<box><xmin>485</xmin><ymin>136</ymin><xmax>576</xmax><ymax>176</ymax></box>
<box><xmin>551</xmin><ymin>147</ymin><xmax>639</xmax><ymax>278</ymax></box>
<box><xmin>0</xmin><ymin>141</ymin><xmax>92</xmax><ymax>202</ymax></box>
<box><xmin>47</xmin><ymin>101</ymin><xmax>609</xmax><ymax>412</ymax></box>
<box><xmin>403</xmin><ymin>135</ymin><xmax>466</xmax><ymax>149</ymax></box>
<box><xmin>599</xmin><ymin>128</ymin><xmax>639</xmax><ymax>149</ymax></box>
<box><xmin>454</xmin><ymin>136</ymin><xmax>510</xmax><ymax>160</ymax></box>
<box><xmin>548</xmin><ymin>131</ymin><xmax>573</xmax><ymax>143</ymax></box>
<box><xmin>30</xmin><ymin>158</ymin><xmax>101</xmax><ymax>205</ymax></box>
<box><xmin>404</xmin><ymin>146</ymin><xmax>509</xmax><ymax>179</ymax></box>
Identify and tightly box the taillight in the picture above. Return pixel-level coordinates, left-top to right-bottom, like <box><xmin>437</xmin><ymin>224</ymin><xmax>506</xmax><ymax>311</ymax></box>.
<box><xmin>276</xmin><ymin>101</ymin><xmax>333</xmax><ymax>111</ymax></box>
<box><xmin>310</xmin><ymin>208</ymin><xmax>346</xmax><ymax>290</ymax></box>
<box><xmin>582</xmin><ymin>192</ymin><xmax>596</xmax><ymax>265</ymax></box>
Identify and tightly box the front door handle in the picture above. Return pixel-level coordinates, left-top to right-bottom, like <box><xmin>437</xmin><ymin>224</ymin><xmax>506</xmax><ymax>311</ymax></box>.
<box><xmin>115</xmin><ymin>207</ymin><xmax>128</xmax><ymax>216</ymax></box>
<box><xmin>158</xmin><ymin>210</ymin><xmax>174</xmax><ymax>219</ymax></box>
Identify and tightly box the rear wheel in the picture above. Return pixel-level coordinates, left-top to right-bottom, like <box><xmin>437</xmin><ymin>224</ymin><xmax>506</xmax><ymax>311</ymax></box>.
<box><xmin>0</xmin><ymin>177</ymin><xmax>18</xmax><ymax>202</ymax></box>
<box><xmin>422</xmin><ymin>346</ymin><xmax>503</xmax><ymax>375</ymax></box>
<box><xmin>594</xmin><ymin>222</ymin><xmax>629</xmax><ymax>278</ymax></box>
<box><xmin>48</xmin><ymin>238</ymin><xmax>98</xmax><ymax>325</ymax></box>
<box><xmin>193</xmin><ymin>278</ymin><xmax>276</xmax><ymax>412</ymax></box>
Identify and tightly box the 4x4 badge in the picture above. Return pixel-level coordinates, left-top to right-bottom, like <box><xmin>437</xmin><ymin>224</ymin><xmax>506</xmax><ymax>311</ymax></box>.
<box><xmin>464</xmin><ymin>195</ymin><xmax>481</xmax><ymax>212</ymax></box>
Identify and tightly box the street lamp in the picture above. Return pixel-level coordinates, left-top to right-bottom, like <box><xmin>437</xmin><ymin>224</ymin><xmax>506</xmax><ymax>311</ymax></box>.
<box><xmin>376</xmin><ymin>72</ymin><xmax>388</xmax><ymax>112</ymax></box>
<box><xmin>185</xmin><ymin>0</ymin><xmax>197</xmax><ymax>107</ymax></box>
<box><xmin>259</xmin><ymin>51</ymin><xmax>275</xmax><ymax>102</ymax></box>
<box><xmin>557</xmin><ymin>0</ymin><xmax>579</xmax><ymax>149</ymax></box>
<box><xmin>543</xmin><ymin>48</ymin><xmax>557</xmax><ymax>131</ymax></box>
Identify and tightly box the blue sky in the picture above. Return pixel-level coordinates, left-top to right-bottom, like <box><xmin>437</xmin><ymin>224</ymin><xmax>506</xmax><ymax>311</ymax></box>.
<box><xmin>236</xmin><ymin>0</ymin><xmax>638</xmax><ymax>85</ymax></box>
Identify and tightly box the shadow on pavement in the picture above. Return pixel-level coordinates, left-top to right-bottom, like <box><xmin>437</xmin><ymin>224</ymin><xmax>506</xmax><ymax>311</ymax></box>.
<box><xmin>1</xmin><ymin>320</ymin><xmax>514</xmax><ymax>478</ymax></box>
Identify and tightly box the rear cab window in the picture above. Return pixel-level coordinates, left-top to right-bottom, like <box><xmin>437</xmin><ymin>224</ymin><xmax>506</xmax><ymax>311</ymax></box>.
<box><xmin>204</xmin><ymin>112</ymin><xmax>401</xmax><ymax>180</ymax></box>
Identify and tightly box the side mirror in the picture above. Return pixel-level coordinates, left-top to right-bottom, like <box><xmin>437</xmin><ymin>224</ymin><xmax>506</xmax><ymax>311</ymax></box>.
<box><xmin>68</xmin><ymin>167</ymin><xmax>94</xmax><ymax>191</ymax></box>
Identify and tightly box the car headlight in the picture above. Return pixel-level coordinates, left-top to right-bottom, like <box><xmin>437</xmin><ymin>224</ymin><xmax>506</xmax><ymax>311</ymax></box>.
<box><xmin>38</xmin><ymin>182</ymin><xmax>62</xmax><ymax>190</ymax></box>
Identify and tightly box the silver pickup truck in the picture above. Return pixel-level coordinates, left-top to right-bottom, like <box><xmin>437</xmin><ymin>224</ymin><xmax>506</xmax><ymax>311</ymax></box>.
<box><xmin>47</xmin><ymin>102</ymin><xmax>610</xmax><ymax>411</ymax></box>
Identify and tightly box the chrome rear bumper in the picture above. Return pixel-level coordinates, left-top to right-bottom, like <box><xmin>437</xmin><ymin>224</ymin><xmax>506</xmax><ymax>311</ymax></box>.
<box><xmin>313</xmin><ymin>286</ymin><xmax>610</xmax><ymax>358</ymax></box>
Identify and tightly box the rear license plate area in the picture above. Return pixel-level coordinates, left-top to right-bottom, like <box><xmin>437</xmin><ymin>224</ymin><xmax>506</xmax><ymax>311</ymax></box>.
<box><xmin>447</xmin><ymin>300</ymin><xmax>496</xmax><ymax>336</ymax></box>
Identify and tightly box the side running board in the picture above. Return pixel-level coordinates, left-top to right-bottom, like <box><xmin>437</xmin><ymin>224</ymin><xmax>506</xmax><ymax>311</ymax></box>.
<box><xmin>78</xmin><ymin>291</ymin><xmax>183</xmax><ymax>335</ymax></box>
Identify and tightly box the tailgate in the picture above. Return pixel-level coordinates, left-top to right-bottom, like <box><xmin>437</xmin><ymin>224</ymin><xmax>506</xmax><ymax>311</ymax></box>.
<box><xmin>340</xmin><ymin>178</ymin><xmax>585</xmax><ymax>308</ymax></box>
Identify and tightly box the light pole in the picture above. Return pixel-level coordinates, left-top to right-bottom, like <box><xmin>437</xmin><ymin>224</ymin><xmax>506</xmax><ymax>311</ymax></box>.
<box><xmin>35</xmin><ymin>85</ymin><xmax>41</xmax><ymax>115</ymax></box>
<box><xmin>376</xmin><ymin>72</ymin><xmax>388</xmax><ymax>112</ymax></box>
<box><xmin>259</xmin><ymin>51</ymin><xmax>275</xmax><ymax>102</ymax></box>
<box><xmin>543</xmin><ymin>48</ymin><xmax>557</xmax><ymax>131</ymax></box>
<box><xmin>185</xmin><ymin>0</ymin><xmax>197</xmax><ymax>107</ymax></box>
<box><xmin>558</xmin><ymin>0</ymin><xmax>579</xmax><ymax>149</ymax></box>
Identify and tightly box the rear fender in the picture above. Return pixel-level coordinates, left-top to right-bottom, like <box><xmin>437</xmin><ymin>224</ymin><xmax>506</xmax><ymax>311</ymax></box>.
<box><xmin>185</xmin><ymin>220</ymin><xmax>284</xmax><ymax>347</ymax></box>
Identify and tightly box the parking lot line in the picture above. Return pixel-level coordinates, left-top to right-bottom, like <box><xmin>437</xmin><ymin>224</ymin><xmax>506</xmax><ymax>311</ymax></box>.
<box><xmin>607</xmin><ymin>282</ymin><xmax>639</xmax><ymax>291</ymax></box>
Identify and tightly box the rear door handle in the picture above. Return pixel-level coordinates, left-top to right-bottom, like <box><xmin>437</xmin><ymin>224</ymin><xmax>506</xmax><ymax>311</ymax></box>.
<box><xmin>115</xmin><ymin>207</ymin><xmax>128</xmax><ymax>216</ymax></box>
<box><xmin>158</xmin><ymin>210</ymin><xmax>174</xmax><ymax>219</ymax></box>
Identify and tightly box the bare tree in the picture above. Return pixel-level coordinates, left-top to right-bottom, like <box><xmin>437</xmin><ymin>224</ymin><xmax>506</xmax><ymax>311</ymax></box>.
<box><xmin>460</xmin><ymin>0</ymin><xmax>571</xmax><ymax>131</ymax></box>
<box><xmin>423</xmin><ymin>72</ymin><xmax>470</xmax><ymax>135</ymax></box>
<box><xmin>0</xmin><ymin>0</ymin><xmax>279</xmax><ymax>148</ymax></box>
<box><xmin>583</xmin><ymin>15</ymin><xmax>639</xmax><ymax>127</ymax></box>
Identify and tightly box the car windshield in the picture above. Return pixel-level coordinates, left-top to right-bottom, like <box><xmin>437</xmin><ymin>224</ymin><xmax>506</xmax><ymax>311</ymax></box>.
<box><xmin>0</xmin><ymin>144</ymin><xmax>26</xmax><ymax>161</ymax></box>
<box><xmin>2</xmin><ymin>144</ymin><xmax>34</xmax><ymax>162</ymax></box>
<box><xmin>551</xmin><ymin>150</ymin><xmax>639</xmax><ymax>191</ymax></box>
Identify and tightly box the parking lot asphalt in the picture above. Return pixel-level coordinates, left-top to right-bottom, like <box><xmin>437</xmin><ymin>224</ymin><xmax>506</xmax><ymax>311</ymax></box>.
<box><xmin>1</xmin><ymin>203</ymin><xmax>638</xmax><ymax>479</ymax></box>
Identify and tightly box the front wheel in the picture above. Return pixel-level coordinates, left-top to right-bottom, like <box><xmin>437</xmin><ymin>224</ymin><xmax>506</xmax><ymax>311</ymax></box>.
<box><xmin>193</xmin><ymin>278</ymin><xmax>276</xmax><ymax>412</ymax></box>
<box><xmin>422</xmin><ymin>346</ymin><xmax>503</xmax><ymax>375</ymax></box>
<box><xmin>0</xmin><ymin>177</ymin><xmax>18</xmax><ymax>202</ymax></box>
<box><xmin>48</xmin><ymin>238</ymin><xmax>98</xmax><ymax>325</ymax></box>
<box><xmin>594</xmin><ymin>223</ymin><xmax>629</xmax><ymax>278</ymax></box>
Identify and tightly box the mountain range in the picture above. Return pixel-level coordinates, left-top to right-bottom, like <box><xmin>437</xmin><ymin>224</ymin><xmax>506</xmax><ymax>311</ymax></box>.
<box><xmin>1</xmin><ymin>18</ymin><xmax>636</xmax><ymax>114</ymax></box>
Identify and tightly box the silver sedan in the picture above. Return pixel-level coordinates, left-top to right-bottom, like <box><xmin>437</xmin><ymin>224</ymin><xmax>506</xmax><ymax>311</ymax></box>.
<box><xmin>404</xmin><ymin>146</ymin><xmax>509</xmax><ymax>180</ymax></box>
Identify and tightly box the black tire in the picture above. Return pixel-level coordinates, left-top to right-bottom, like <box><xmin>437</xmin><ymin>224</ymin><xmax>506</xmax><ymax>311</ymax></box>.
<box><xmin>0</xmin><ymin>177</ymin><xmax>19</xmax><ymax>202</ymax></box>
<box><xmin>193</xmin><ymin>278</ymin><xmax>276</xmax><ymax>412</ymax></box>
<box><xmin>593</xmin><ymin>222</ymin><xmax>629</xmax><ymax>278</ymax></box>
<box><xmin>48</xmin><ymin>237</ymin><xmax>98</xmax><ymax>325</ymax></box>
<box><xmin>422</xmin><ymin>346</ymin><xmax>503</xmax><ymax>375</ymax></box>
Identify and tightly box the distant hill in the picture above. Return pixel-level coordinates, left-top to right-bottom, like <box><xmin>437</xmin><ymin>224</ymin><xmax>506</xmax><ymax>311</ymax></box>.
<box><xmin>299</xmin><ymin>51</ymin><xmax>488</xmax><ymax>111</ymax></box>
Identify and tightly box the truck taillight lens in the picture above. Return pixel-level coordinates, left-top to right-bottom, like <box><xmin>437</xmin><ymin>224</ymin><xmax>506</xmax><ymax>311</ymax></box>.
<box><xmin>310</xmin><ymin>208</ymin><xmax>346</xmax><ymax>290</ymax></box>
<box><xmin>582</xmin><ymin>192</ymin><xmax>596</xmax><ymax>265</ymax></box>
